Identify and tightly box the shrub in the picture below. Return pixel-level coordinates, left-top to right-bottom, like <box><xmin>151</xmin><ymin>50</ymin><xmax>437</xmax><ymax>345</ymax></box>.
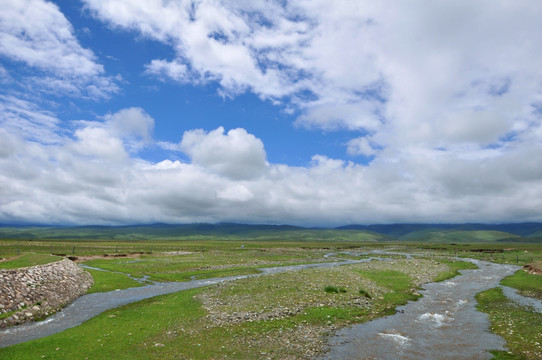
<box><xmin>358</xmin><ymin>289</ymin><xmax>371</xmax><ymax>299</ymax></box>
<box><xmin>325</xmin><ymin>285</ymin><xmax>347</xmax><ymax>294</ymax></box>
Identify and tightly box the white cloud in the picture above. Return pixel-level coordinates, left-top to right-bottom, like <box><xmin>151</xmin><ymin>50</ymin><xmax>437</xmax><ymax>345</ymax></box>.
<box><xmin>145</xmin><ymin>59</ymin><xmax>189</xmax><ymax>82</ymax></box>
<box><xmin>1</xmin><ymin>112</ymin><xmax>542</xmax><ymax>225</ymax></box>
<box><xmin>347</xmin><ymin>137</ymin><xmax>377</xmax><ymax>157</ymax></box>
<box><xmin>180</xmin><ymin>127</ymin><xmax>268</xmax><ymax>180</ymax></box>
<box><xmin>0</xmin><ymin>0</ymin><xmax>118</xmax><ymax>98</ymax></box>
<box><xmin>83</xmin><ymin>0</ymin><xmax>542</xmax><ymax>156</ymax></box>
<box><xmin>70</xmin><ymin>107</ymin><xmax>154</xmax><ymax>160</ymax></box>
<box><xmin>105</xmin><ymin>107</ymin><xmax>154</xmax><ymax>142</ymax></box>
<box><xmin>0</xmin><ymin>95</ymin><xmax>61</xmax><ymax>144</ymax></box>
<box><xmin>72</xmin><ymin>127</ymin><xmax>127</xmax><ymax>162</ymax></box>
<box><xmin>2</xmin><ymin>1</ymin><xmax>542</xmax><ymax>226</ymax></box>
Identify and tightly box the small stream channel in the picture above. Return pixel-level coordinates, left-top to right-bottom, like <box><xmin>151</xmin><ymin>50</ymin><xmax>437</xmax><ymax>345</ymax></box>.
<box><xmin>1</xmin><ymin>254</ymin><xmax>540</xmax><ymax>357</ymax></box>
<box><xmin>0</xmin><ymin>258</ymin><xmax>371</xmax><ymax>347</ymax></box>
<box><xmin>322</xmin><ymin>259</ymin><xmax>527</xmax><ymax>360</ymax></box>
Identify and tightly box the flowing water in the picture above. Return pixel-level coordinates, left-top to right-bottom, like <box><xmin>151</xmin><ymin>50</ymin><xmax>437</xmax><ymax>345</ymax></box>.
<box><xmin>0</xmin><ymin>259</ymin><xmax>368</xmax><ymax>347</ymax></box>
<box><xmin>322</xmin><ymin>260</ymin><xmax>522</xmax><ymax>360</ymax></box>
<box><xmin>2</xmin><ymin>255</ymin><xmax>538</xmax><ymax>357</ymax></box>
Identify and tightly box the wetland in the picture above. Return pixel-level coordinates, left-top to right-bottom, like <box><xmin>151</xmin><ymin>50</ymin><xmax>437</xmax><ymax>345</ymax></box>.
<box><xmin>0</xmin><ymin>238</ymin><xmax>541</xmax><ymax>359</ymax></box>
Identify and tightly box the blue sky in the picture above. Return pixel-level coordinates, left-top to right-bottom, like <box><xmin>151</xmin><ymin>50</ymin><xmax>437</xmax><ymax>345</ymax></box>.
<box><xmin>1</xmin><ymin>0</ymin><xmax>542</xmax><ymax>226</ymax></box>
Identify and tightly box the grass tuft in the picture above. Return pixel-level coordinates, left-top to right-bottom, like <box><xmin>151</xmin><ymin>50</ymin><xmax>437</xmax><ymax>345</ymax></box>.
<box><xmin>0</xmin><ymin>253</ymin><xmax>62</xmax><ymax>269</ymax></box>
<box><xmin>476</xmin><ymin>287</ymin><xmax>542</xmax><ymax>359</ymax></box>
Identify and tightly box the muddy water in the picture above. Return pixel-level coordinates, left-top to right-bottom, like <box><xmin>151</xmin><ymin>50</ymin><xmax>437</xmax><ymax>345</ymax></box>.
<box><xmin>322</xmin><ymin>260</ymin><xmax>521</xmax><ymax>360</ymax></box>
<box><xmin>0</xmin><ymin>259</ymin><xmax>366</xmax><ymax>347</ymax></box>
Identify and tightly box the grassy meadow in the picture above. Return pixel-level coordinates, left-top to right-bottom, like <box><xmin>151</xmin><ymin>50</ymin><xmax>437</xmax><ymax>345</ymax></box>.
<box><xmin>0</xmin><ymin>233</ymin><xmax>542</xmax><ymax>359</ymax></box>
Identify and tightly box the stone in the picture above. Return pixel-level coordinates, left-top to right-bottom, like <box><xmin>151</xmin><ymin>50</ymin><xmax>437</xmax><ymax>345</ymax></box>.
<box><xmin>0</xmin><ymin>259</ymin><xmax>94</xmax><ymax>330</ymax></box>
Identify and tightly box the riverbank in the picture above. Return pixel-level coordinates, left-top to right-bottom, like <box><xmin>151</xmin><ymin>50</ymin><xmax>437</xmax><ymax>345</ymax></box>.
<box><xmin>322</xmin><ymin>259</ymin><xmax>520</xmax><ymax>360</ymax></box>
<box><xmin>0</xmin><ymin>255</ymin><xmax>466</xmax><ymax>359</ymax></box>
<box><xmin>0</xmin><ymin>243</ymin><xmax>541</xmax><ymax>359</ymax></box>
<box><xmin>0</xmin><ymin>258</ymin><xmax>93</xmax><ymax>328</ymax></box>
<box><xmin>476</xmin><ymin>266</ymin><xmax>542</xmax><ymax>360</ymax></box>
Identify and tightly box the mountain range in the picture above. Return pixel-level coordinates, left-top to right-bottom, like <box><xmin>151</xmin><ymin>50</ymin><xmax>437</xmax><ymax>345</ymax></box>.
<box><xmin>1</xmin><ymin>222</ymin><xmax>542</xmax><ymax>243</ymax></box>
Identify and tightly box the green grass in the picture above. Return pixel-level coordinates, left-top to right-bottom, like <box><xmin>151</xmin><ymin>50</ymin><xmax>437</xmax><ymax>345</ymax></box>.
<box><xmin>401</xmin><ymin>229</ymin><xmax>520</xmax><ymax>242</ymax></box>
<box><xmin>476</xmin><ymin>287</ymin><xmax>542</xmax><ymax>360</ymax></box>
<box><xmin>0</xmin><ymin>288</ymin><xmax>206</xmax><ymax>360</ymax></box>
<box><xmin>81</xmin><ymin>249</ymin><xmax>329</xmax><ymax>282</ymax></box>
<box><xmin>0</xmin><ymin>253</ymin><xmax>62</xmax><ymax>269</ymax></box>
<box><xmin>85</xmin><ymin>269</ymin><xmax>144</xmax><ymax>294</ymax></box>
<box><xmin>0</xmin><ymin>253</ymin><xmax>468</xmax><ymax>359</ymax></box>
<box><xmin>324</xmin><ymin>285</ymin><xmax>347</xmax><ymax>293</ymax></box>
<box><xmin>433</xmin><ymin>259</ymin><xmax>478</xmax><ymax>282</ymax></box>
<box><xmin>353</xmin><ymin>269</ymin><xmax>421</xmax><ymax>311</ymax></box>
<box><xmin>0</xmin><ymin>261</ymin><xmax>419</xmax><ymax>359</ymax></box>
<box><xmin>501</xmin><ymin>269</ymin><xmax>542</xmax><ymax>300</ymax></box>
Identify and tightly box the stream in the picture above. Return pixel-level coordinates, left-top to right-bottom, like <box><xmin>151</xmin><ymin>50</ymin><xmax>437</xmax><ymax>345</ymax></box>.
<box><xmin>322</xmin><ymin>259</ymin><xmax>527</xmax><ymax>360</ymax></box>
<box><xmin>0</xmin><ymin>258</ymin><xmax>368</xmax><ymax>347</ymax></box>
<box><xmin>1</xmin><ymin>255</ymin><xmax>540</xmax><ymax>357</ymax></box>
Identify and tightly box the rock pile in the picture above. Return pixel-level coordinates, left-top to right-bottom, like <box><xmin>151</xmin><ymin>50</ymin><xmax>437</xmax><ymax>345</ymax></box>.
<box><xmin>0</xmin><ymin>259</ymin><xmax>93</xmax><ymax>328</ymax></box>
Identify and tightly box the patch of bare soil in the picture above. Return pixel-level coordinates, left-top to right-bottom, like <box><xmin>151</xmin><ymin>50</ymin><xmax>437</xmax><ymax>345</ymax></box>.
<box><xmin>524</xmin><ymin>262</ymin><xmax>542</xmax><ymax>275</ymax></box>
<box><xmin>70</xmin><ymin>252</ymin><xmax>147</xmax><ymax>263</ymax></box>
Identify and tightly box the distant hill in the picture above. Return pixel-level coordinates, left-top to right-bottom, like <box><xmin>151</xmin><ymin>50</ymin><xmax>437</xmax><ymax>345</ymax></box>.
<box><xmin>0</xmin><ymin>223</ymin><xmax>386</xmax><ymax>242</ymax></box>
<box><xmin>336</xmin><ymin>223</ymin><xmax>542</xmax><ymax>240</ymax></box>
<box><xmin>0</xmin><ymin>222</ymin><xmax>541</xmax><ymax>243</ymax></box>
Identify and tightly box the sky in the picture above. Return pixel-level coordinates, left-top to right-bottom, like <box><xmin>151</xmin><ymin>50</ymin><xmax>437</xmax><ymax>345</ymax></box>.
<box><xmin>1</xmin><ymin>0</ymin><xmax>542</xmax><ymax>226</ymax></box>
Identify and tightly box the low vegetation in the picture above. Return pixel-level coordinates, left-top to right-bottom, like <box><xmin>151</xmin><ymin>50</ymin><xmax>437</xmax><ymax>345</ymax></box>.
<box><xmin>476</xmin><ymin>287</ymin><xmax>542</xmax><ymax>360</ymax></box>
<box><xmin>84</xmin><ymin>268</ymin><xmax>144</xmax><ymax>294</ymax></box>
<box><xmin>0</xmin><ymin>253</ymin><xmax>62</xmax><ymax>269</ymax></box>
<box><xmin>0</xmin><ymin>256</ymin><xmax>454</xmax><ymax>359</ymax></box>
<box><xmin>432</xmin><ymin>259</ymin><xmax>478</xmax><ymax>282</ymax></box>
<box><xmin>81</xmin><ymin>248</ymin><xmax>330</xmax><ymax>282</ymax></box>
<box><xmin>1</xmin><ymin>238</ymin><xmax>541</xmax><ymax>359</ymax></box>
<box><xmin>501</xmin><ymin>269</ymin><xmax>542</xmax><ymax>300</ymax></box>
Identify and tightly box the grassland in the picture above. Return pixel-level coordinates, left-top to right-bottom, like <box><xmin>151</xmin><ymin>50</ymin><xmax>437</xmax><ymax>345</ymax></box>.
<box><xmin>477</xmin><ymin>287</ymin><xmax>542</xmax><ymax>359</ymax></box>
<box><xmin>0</xmin><ymin>256</ymin><xmax>453</xmax><ymax>359</ymax></box>
<box><xmin>0</xmin><ymin>253</ymin><xmax>62</xmax><ymax>269</ymax></box>
<box><xmin>80</xmin><ymin>248</ymin><xmax>332</xmax><ymax>282</ymax></box>
<box><xmin>501</xmin><ymin>269</ymin><xmax>542</xmax><ymax>300</ymax></box>
<box><xmin>84</xmin><ymin>268</ymin><xmax>144</xmax><ymax>294</ymax></box>
<box><xmin>1</xmin><ymin>237</ymin><xmax>542</xmax><ymax>359</ymax></box>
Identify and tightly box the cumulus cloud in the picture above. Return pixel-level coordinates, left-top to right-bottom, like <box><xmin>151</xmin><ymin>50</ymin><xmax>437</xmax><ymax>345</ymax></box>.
<box><xmin>71</xmin><ymin>107</ymin><xmax>154</xmax><ymax>160</ymax></box>
<box><xmin>180</xmin><ymin>127</ymin><xmax>268</xmax><ymax>180</ymax></box>
<box><xmin>1</xmin><ymin>1</ymin><xmax>542</xmax><ymax>225</ymax></box>
<box><xmin>72</xmin><ymin>127</ymin><xmax>128</xmax><ymax>162</ymax></box>
<box><xmin>347</xmin><ymin>137</ymin><xmax>378</xmax><ymax>157</ymax></box>
<box><xmin>82</xmin><ymin>0</ymin><xmax>542</xmax><ymax>155</ymax></box>
<box><xmin>1</xmin><ymin>108</ymin><xmax>542</xmax><ymax>225</ymax></box>
<box><xmin>0</xmin><ymin>0</ymin><xmax>118</xmax><ymax>98</ymax></box>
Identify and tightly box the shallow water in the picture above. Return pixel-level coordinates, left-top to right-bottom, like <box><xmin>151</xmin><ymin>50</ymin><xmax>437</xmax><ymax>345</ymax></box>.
<box><xmin>79</xmin><ymin>264</ymin><xmax>155</xmax><ymax>284</ymax></box>
<box><xmin>0</xmin><ymin>259</ymin><xmax>366</xmax><ymax>347</ymax></box>
<box><xmin>2</xmin><ymin>257</ymin><xmax>537</xmax><ymax>354</ymax></box>
<box><xmin>501</xmin><ymin>285</ymin><xmax>542</xmax><ymax>313</ymax></box>
<box><xmin>322</xmin><ymin>260</ymin><xmax>521</xmax><ymax>360</ymax></box>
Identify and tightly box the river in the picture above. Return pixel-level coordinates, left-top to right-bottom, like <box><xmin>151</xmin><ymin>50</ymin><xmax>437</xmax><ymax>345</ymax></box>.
<box><xmin>1</xmin><ymin>255</ymin><xmax>540</xmax><ymax>358</ymax></box>
<box><xmin>322</xmin><ymin>259</ymin><xmax>524</xmax><ymax>360</ymax></box>
<box><xmin>0</xmin><ymin>258</ymin><xmax>369</xmax><ymax>347</ymax></box>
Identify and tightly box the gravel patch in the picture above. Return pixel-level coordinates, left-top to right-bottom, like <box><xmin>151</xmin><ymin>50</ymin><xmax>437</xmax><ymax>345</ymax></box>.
<box><xmin>196</xmin><ymin>257</ymin><xmax>451</xmax><ymax>359</ymax></box>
